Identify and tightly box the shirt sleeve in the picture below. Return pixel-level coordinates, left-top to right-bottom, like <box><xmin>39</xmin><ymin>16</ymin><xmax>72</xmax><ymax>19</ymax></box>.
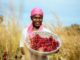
<box><xmin>19</xmin><ymin>29</ymin><xmax>27</xmax><ymax>47</ymax></box>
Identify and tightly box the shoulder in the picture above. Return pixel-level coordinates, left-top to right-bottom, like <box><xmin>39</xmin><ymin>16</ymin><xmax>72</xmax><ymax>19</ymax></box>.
<box><xmin>43</xmin><ymin>28</ymin><xmax>52</xmax><ymax>33</ymax></box>
<box><xmin>21</xmin><ymin>27</ymin><xmax>28</xmax><ymax>35</ymax></box>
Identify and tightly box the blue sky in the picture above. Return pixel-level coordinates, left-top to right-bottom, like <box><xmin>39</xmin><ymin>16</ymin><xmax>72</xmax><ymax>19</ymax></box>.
<box><xmin>0</xmin><ymin>0</ymin><xmax>80</xmax><ymax>27</ymax></box>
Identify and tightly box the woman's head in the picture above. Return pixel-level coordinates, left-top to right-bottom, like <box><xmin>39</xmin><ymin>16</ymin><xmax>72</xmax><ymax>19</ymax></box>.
<box><xmin>31</xmin><ymin>7</ymin><xmax>43</xmax><ymax>29</ymax></box>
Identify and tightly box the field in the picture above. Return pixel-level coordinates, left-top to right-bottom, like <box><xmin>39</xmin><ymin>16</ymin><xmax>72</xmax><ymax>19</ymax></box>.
<box><xmin>0</xmin><ymin>20</ymin><xmax>80</xmax><ymax>60</ymax></box>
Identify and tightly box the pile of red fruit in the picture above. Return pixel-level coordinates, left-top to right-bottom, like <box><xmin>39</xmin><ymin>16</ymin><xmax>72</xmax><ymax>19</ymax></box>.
<box><xmin>30</xmin><ymin>34</ymin><xmax>59</xmax><ymax>52</ymax></box>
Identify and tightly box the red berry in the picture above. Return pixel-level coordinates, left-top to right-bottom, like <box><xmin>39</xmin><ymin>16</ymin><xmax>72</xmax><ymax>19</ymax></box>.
<box><xmin>30</xmin><ymin>34</ymin><xmax>59</xmax><ymax>52</ymax></box>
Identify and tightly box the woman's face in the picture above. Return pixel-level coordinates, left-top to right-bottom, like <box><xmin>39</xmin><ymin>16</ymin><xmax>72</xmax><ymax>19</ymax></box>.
<box><xmin>31</xmin><ymin>14</ymin><xmax>43</xmax><ymax>29</ymax></box>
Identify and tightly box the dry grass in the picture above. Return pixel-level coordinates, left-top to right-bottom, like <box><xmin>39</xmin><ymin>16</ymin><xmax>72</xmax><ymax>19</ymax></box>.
<box><xmin>0</xmin><ymin>19</ymin><xmax>80</xmax><ymax>60</ymax></box>
<box><xmin>0</xmin><ymin>19</ymin><xmax>21</xmax><ymax>60</ymax></box>
<box><xmin>49</xmin><ymin>26</ymin><xmax>80</xmax><ymax>60</ymax></box>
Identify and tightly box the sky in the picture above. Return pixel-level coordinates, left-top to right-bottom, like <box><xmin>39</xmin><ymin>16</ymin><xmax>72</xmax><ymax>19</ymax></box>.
<box><xmin>0</xmin><ymin>0</ymin><xmax>80</xmax><ymax>27</ymax></box>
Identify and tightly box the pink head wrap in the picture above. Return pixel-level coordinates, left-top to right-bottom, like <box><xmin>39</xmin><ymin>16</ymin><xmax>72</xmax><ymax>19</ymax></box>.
<box><xmin>31</xmin><ymin>7</ymin><xmax>43</xmax><ymax>16</ymax></box>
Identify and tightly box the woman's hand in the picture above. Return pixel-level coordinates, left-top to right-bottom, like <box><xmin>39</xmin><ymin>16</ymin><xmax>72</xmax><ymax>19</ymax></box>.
<box><xmin>38</xmin><ymin>47</ymin><xmax>44</xmax><ymax>52</ymax></box>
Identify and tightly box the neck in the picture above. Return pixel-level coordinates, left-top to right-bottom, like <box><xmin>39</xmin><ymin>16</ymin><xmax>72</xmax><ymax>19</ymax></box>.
<box><xmin>33</xmin><ymin>27</ymin><xmax>39</xmax><ymax>31</ymax></box>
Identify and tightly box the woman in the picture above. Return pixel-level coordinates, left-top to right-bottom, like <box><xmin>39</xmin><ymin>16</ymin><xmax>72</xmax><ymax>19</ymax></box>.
<box><xmin>20</xmin><ymin>7</ymin><xmax>51</xmax><ymax>60</ymax></box>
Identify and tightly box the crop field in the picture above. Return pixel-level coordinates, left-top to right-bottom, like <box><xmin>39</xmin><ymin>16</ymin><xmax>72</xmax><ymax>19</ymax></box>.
<box><xmin>0</xmin><ymin>20</ymin><xmax>80</xmax><ymax>60</ymax></box>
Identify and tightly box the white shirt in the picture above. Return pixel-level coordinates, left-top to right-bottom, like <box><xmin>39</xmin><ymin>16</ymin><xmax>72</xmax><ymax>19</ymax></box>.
<box><xmin>19</xmin><ymin>27</ymin><xmax>52</xmax><ymax>47</ymax></box>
